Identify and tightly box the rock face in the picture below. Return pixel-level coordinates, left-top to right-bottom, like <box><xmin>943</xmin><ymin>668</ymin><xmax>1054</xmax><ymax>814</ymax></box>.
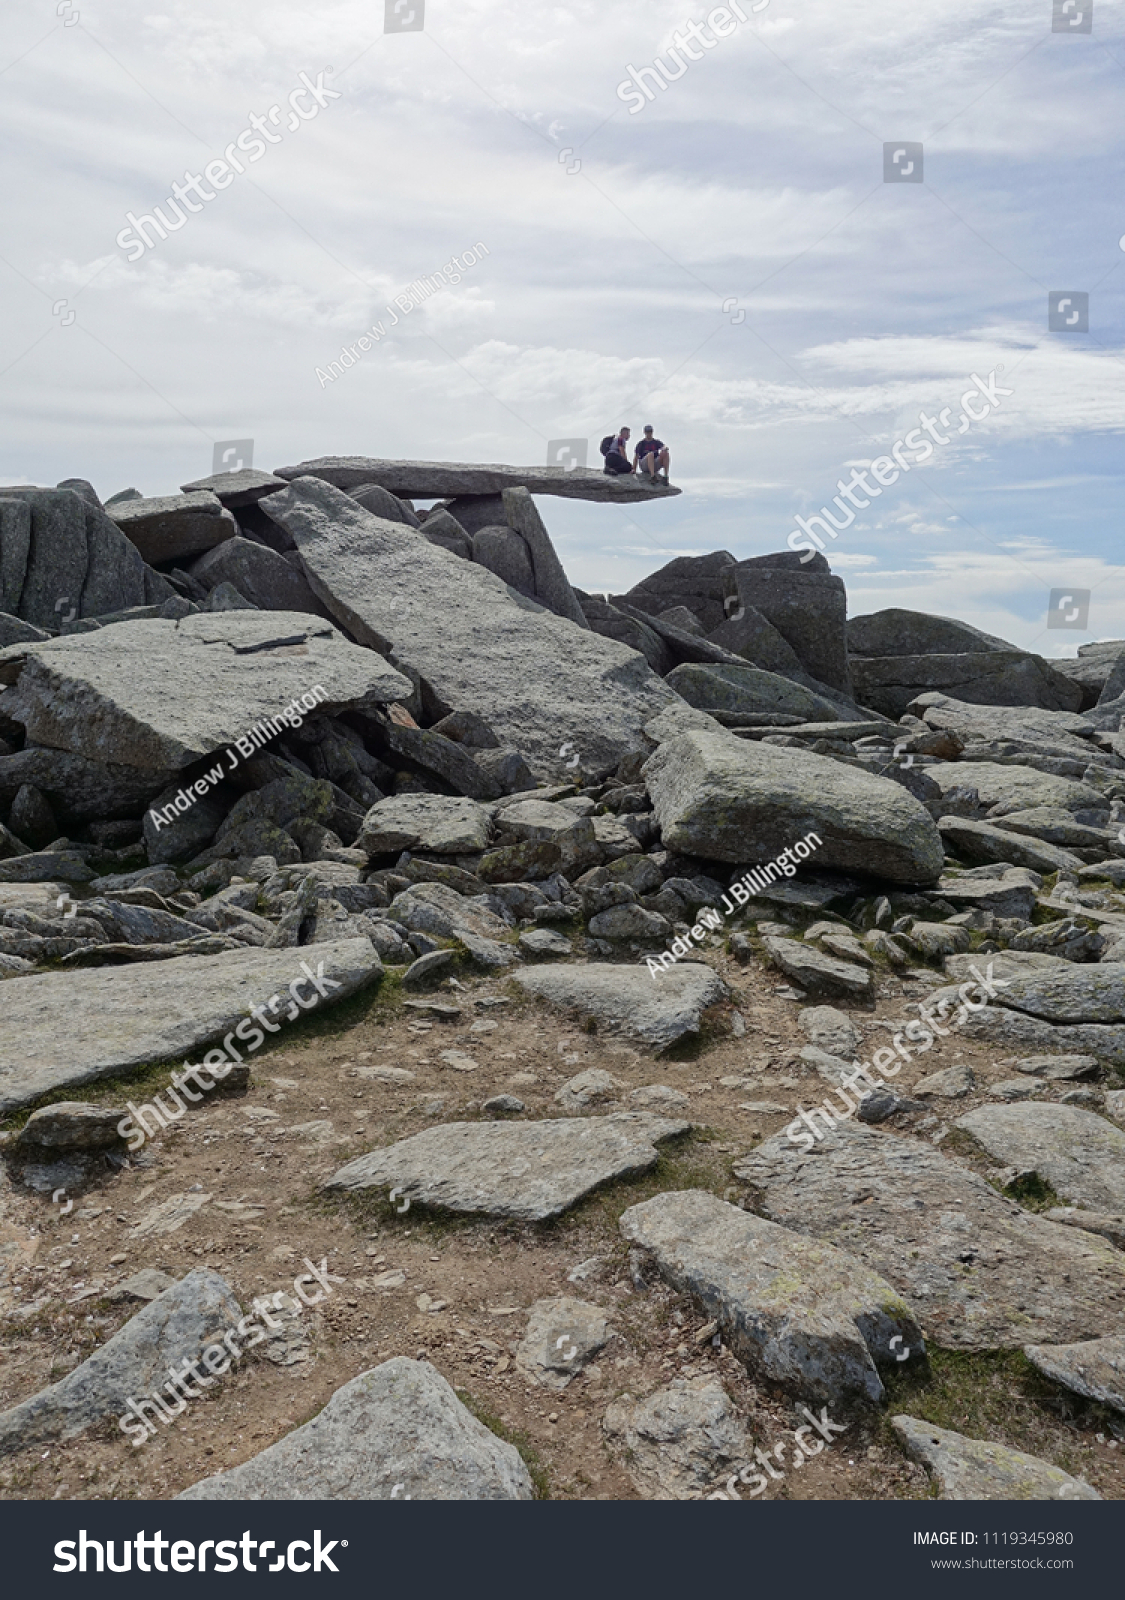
<box><xmin>733</xmin><ymin>1122</ymin><xmax>1125</xmax><ymax>1349</ymax></box>
<box><xmin>0</xmin><ymin>487</ymin><xmax>173</xmax><ymax>628</ymax></box>
<box><xmin>847</xmin><ymin>609</ymin><xmax>1016</xmax><ymax>658</ymax></box>
<box><xmin>644</xmin><ymin>729</ymin><xmax>943</xmax><ymax>883</ymax></box>
<box><xmin>514</xmin><ymin>1296</ymin><xmax>609</xmax><ymax>1387</ymax></box>
<box><xmin>0</xmin><ymin>1270</ymin><xmax>240</xmax><ymax>1456</ymax></box>
<box><xmin>620</xmin><ymin>1190</ymin><xmax>923</xmax><ymax>1405</ymax></box>
<box><xmin>956</xmin><ymin>1103</ymin><xmax>1125</xmax><ymax>1212</ymax></box>
<box><xmin>851</xmin><ymin>652</ymin><xmax>1083</xmax><ymax>718</ymax></box>
<box><xmin>603</xmin><ymin>1377</ymin><xmax>752</xmax><ymax>1500</ymax></box>
<box><xmin>666</xmin><ymin>662</ymin><xmax>840</xmax><ymax>721</ymax></box>
<box><xmin>722</xmin><ymin>563</ymin><xmax>851</xmax><ymax>695</ymax></box>
<box><xmin>178</xmin><ymin>1357</ymin><xmax>533</xmax><ymax>1500</ymax></box>
<box><xmin>272</xmin><ymin>456</ymin><xmax>680</xmax><ymax>503</ymax></box>
<box><xmin>1023</xmin><ymin>1333</ymin><xmax>1125</xmax><ymax>1415</ymax></box>
<box><xmin>513</xmin><ymin>962</ymin><xmax>727</xmax><ymax>1051</ymax></box>
<box><xmin>323</xmin><ymin>1112</ymin><xmax>690</xmax><ymax>1219</ymax></box>
<box><xmin>261</xmin><ymin>477</ymin><xmax>679</xmax><ymax>778</ymax></box>
<box><xmin>0</xmin><ymin>937</ymin><xmax>382</xmax><ymax>1113</ymax></box>
<box><xmin>0</xmin><ymin>613</ymin><xmax>409</xmax><ymax>773</ymax></box>
<box><xmin>891</xmin><ymin>1416</ymin><xmax>1099</xmax><ymax>1500</ymax></box>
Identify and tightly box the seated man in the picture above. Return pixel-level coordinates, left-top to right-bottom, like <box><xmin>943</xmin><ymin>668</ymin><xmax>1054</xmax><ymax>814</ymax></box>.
<box><xmin>602</xmin><ymin>426</ymin><xmax>633</xmax><ymax>474</ymax></box>
<box><xmin>634</xmin><ymin>424</ymin><xmax>670</xmax><ymax>484</ymax></box>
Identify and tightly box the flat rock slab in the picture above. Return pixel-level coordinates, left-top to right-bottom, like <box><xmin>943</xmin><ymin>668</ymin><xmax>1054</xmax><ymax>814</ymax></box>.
<box><xmin>514</xmin><ymin>1296</ymin><xmax>609</xmax><ymax>1388</ymax></box>
<box><xmin>953</xmin><ymin>1003</ymin><xmax>1125</xmax><ymax>1069</ymax></box>
<box><xmin>107</xmin><ymin>491</ymin><xmax>236</xmax><ymax>563</ymax></box>
<box><xmin>177</xmin><ymin>1357</ymin><xmax>533</xmax><ymax>1500</ymax></box>
<box><xmin>0</xmin><ymin>936</ymin><xmax>381</xmax><ymax>1114</ymax></box>
<box><xmin>620</xmin><ymin>1190</ymin><xmax>923</xmax><ymax>1406</ymax></box>
<box><xmin>1023</xmin><ymin>1333</ymin><xmax>1125</xmax><ymax>1415</ymax></box>
<box><xmin>358</xmin><ymin>795</ymin><xmax>492</xmax><ymax>857</ymax></box>
<box><xmin>273</xmin><ymin>456</ymin><xmax>681</xmax><ymax>503</ymax></box>
<box><xmin>764</xmin><ymin>936</ymin><xmax>872</xmax><ymax>999</ymax></box>
<box><xmin>956</xmin><ymin>1103</ymin><xmax>1125</xmax><ymax>1213</ymax></box>
<box><xmin>513</xmin><ymin>962</ymin><xmax>727</xmax><ymax>1051</ymax></box>
<box><xmin>603</xmin><ymin>1377</ymin><xmax>752</xmax><ymax>1501</ymax></box>
<box><xmin>0</xmin><ymin>613</ymin><xmax>409</xmax><ymax>771</ymax></box>
<box><xmin>986</xmin><ymin>962</ymin><xmax>1125</xmax><ymax>1026</ymax></box>
<box><xmin>733</xmin><ymin>1122</ymin><xmax>1125</xmax><ymax>1350</ymax></box>
<box><xmin>180</xmin><ymin>469</ymin><xmax>288</xmax><ymax>508</ymax></box>
<box><xmin>891</xmin><ymin>1416</ymin><xmax>1100</xmax><ymax>1500</ymax></box>
<box><xmin>0</xmin><ymin>1269</ymin><xmax>240</xmax><ymax>1456</ymax></box>
<box><xmin>926</xmin><ymin>761</ymin><xmax>1104</xmax><ymax>817</ymax></box>
<box><xmin>261</xmin><ymin>478</ymin><xmax>680</xmax><ymax>778</ymax></box>
<box><xmin>322</xmin><ymin>1112</ymin><xmax>690</xmax><ymax>1220</ymax></box>
<box><xmin>938</xmin><ymin>817</ymin><xmax>1084</xmax><ymax>876</ymax></box>
<box><xmin>1011</xmin><ymin>1054</ymin><xmax>1099</xmax><ymax>1080</ymax></box>
<box><xmin>644</xmin><ymin>729</ymin><xmax>942</xmax><ymax>883</ymax></box>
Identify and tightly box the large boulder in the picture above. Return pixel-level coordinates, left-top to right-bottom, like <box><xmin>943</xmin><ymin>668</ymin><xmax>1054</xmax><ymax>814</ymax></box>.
<box><xmin>577</xmin><ymin>593</ymin><xmax>672</xmax><ymax>674</ymax></box>
<box><xmin>260</xmin><ymin>477</ymin><xmax>682</xmax><ymax>779</ymax></box>
<box><xmin>616</xmin><ymin>552</ymin><xmax>736</xmax><ymax>634</ymax></box>
<box><xmin>188</xmin><ymin>536</ymin><xmax>326</xmax><ymax>616</ymax></box>
<box><xmin>0</xmin><ymin>746</ymin><xmax>174</xmax><ymax>822</ymax></box>
<box><xmin>851</xmin><ymin>652</ymin><xmax>1084</xmax><ymax>718</ymax></box>
<box><xmin>665</xmin><ymin>662</ymin><xmax>841</xmax><ymax>721</ymax></box>
<box><xmin>272</xmin><ymin>456</ymin><xmax>680</xmax><ymax>502</ymax></box>
<box><xmin>0</xmin><ymin>612</ymin><xmax>409</xmax><ymax>772</ymax></box>
<box><xmin>925</xmin><ymin>761</ymin><xmax>1105</xmax><ymax>817</ymax></box>
<box><xmin>847</xmin><ymin>609</ymin><xmax>1016</xmax><ymax>657</ymax></box>
<box><xmin>722</xmin><ymin>561</ymin><xmax>851</xmax><ymax>695</ymax></box>
<box><xmin>178</xmin><ymin>1358</ymin><xmax>533</xmax><ymax>1500</ymax></box>
<box><xmin>0</xmin><ymin>487</ymin><xmax>173</xmax><ymax>628</ymax></box>
<box><xmin>644</xmin><ymin>728</ymin><xmax>943</xmax><ymax>882</ymax></box>
<box><xmin>500</xmin><ymin>488</ymin><xmax>589</xmax><ymax>628</ymax></box>
<box><xmin>956</xmin><ymin>1102</ymin><xmax>1125</xmax><ymax>1213</ymax></box>
<box><xmin>513</xmin><ymin>961</ymin><xmax>727</xmax><ymax>1051</ymax></box>
<box><xmin>106</xmin><ymin>490</ymin><xmax>238</xmax><ymax>564</ymax></box>
<box><xmin>471</xmin><ymin>525</ymin><xmax>536</xmax><ymax>595</ymax></box>
<box><xmin>358</xmin><ymin>794</ymin><xmax>492</xmax><ymax>856</ymax></box>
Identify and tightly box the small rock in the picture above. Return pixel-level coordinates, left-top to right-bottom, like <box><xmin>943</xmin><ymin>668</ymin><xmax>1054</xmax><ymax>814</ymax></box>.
<box><xmin>13</xmin><ymin>1101</ymin><xmax>127</xmax><ymax>1152</ymax></box>
<box><xmin>914</xmin><ymin>1064</ymin><xmax>976</xmax><ymax>1099</ymax></box>
<box><xmin>439</xmin><ymin>1049</ymin><xmax>480</xmax><ymax>1073</ymax></box>
<box><xmin>555</xmin><ymin>1069</ymin><xmax>622</xmax><ymax>1112</ymax></box>
<box><xmin>515</xmin><ymin>1296</ymin><xmax>609</xmax><ymax>1388</ymax></box>
<box><xmin>403</xmin><ymin>950</ymin><xmax>456</xmax><ymax>990</ymax></box>
<box><xmin>105</xmin><ymin>1268</ymin><xmax>177</xmax><ymax>1304</ymax></box>
<box><xmin>1011</xmin><ymin>1054</ymin><xmax>1099</xmax><ymax>1081</ymax></box>
<box><xmin>518</xmin><ymin>927</ymin><xmax>573</xmax><ymax>958</ymax></box>
<box><xmin>603</xmin><ymin>1377</ymin><xmax>753</xmax><ymax>1500</ymax></box>
<box><xmin>629</xmin><ymin>1085</ymin><xmax>690</xmax><ymax>1111</ymax></box>
<box><xmin>891</xmin><ymin>1415</ymin><xmax>1100</xmax><ymax>1500</ymax></box>
<box><xmin>482</xmin><ymin>1095</ymin><xmax>525</xmax><ymax>1115</ymax></box>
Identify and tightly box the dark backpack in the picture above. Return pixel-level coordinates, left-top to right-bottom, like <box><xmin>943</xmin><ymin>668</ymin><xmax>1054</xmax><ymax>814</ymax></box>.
<box><xmin>599</xmin><ymin>435</ymin><xmax>615</xmax><ymax>457</ymax></box>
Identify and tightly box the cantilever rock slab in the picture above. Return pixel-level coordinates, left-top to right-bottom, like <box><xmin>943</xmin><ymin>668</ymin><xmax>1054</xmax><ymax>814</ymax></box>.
<box><xmin>272</xmin><ymin>455</ymin><xmax>681</xmax><ymax>502</ymax></box>
<box><xmin>323</xmin><ymin>1112</ymin><xmax>691</xmax><ymax>1220</ymax></box>
<box><xmin>0</xmin><ymin>936</ymin><xmax>382</xmax><ymax>1114</ymax></box>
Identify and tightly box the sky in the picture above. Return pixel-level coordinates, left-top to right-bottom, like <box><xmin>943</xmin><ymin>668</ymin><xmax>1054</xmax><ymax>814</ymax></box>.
<box><xmin>1</xmin><ymin>0</ymin><xmax>1122</xmax><ymax>657</ymax></box>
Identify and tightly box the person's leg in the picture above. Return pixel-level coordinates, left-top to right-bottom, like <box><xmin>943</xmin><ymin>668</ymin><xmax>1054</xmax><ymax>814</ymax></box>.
<box><xmin>658</xmin><ymin>447</ymin><xmax>670</xmax><ymax>482</ymax></box>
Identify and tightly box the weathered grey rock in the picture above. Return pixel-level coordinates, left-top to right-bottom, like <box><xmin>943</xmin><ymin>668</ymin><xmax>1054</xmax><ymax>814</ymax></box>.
<box><xmin>179</xmin><ymin>468</ymin><xmax>288</xmax><ymax>508</ymax></box>
<box><xmin>0</xmin><ymin>613</ymin><xmax>409</xmax><ymax>773</ymax></box>
<box><xmin>518</xmin><ymin>927</ymin><xmax>572</xmax><ymax>958</ymax></box>
<box><xmin>915</xmin><ymin>692</ymin><xmax>1099</xmax><ymax>748</ymax></box>
<box><xmin>733</xmin><ymin>1121</ymin><xmax>1125</xmax><ymax>1348</ymax></box>
<box><xmin>0</xmin><ymin>746</ymin><xmax>172</xmax><ymax>822</ymax></box>
<box><xmin>956</xmin><ymin>1103</ymin><xmax>1125</xmax><ymax>1212</ymax></box>
<box><xmin>188</xmin><ymin>536</ymin><xmax>325</xmax><ymax>616</ymax></box>
<box><xmin>389</xmin><ymin>883</ymin><xmax>514</xmax><ymax>967</ymax></box>
<box><xmin>0</xmin><ymin>936</ymin><xmax>381</xmax><ymax>1114</ymax></box>
<box><xmin>178</xmin><ymin>1357</ymin><xmax>533</xmax><ymax>1500</ymax></box>
<box><xmin>514</xmin><ymin>961</ymin><xmax>726</xmax><ymax>1051</ymax></box>
<box><xmin>798</xmin><ymin>1006</ymin><xmax>863</xmax><ymax>1059</ymax></box>
<box><xmin>554</xmin><ymin>1068</ymin><xmax>623</xmax><ymax>1112</ymax></box>
<box><xmin>143</xmin><ymin>779</ymin><xmax>227</xmax><ymax>865</ymax></box>
<box><xmin>847</xmin><ymin>609</ymin><xmax>1015</xmax><ymax>658</ymax></box>
<box><xmin>955</xmin><ymin>1002</ymin><xmax>1125</xmax><ymax>1070</ymax></box>
<box><xmin>0</xmin><ymin>613</ymin><xmax>48</xmax><ymax>648</ymax></box>
<box><xmin>934</xmin><ymin>869</ymin><xmax>1038</xmax><ymax>920</ymax></box>
<box><xmin>620</xmin><ymin>1190</ymin><xmax>923</xmax><ymax>1404</ymax></box>
<box><xmin>619</xmin><ymin>551</ymin><xmax>737</xmax><ymax>634</ymax></box>
<box><xmin>324</xmin><ymin>1112</ymin><xmax>689</xmax><ymax>1219</ymax></box>
<box><xmin>629</xmin><ymin>1084</ymin><xmax>690</xmax><ymax>1110</ymax></box>
<box><xmin>891</xmin><ymin>1415</ymin><xmax>1099</xmax><ymax>1500</ymax></box>
<box><xmin>1002</xmin><ymin>808</ymin><xmax>1119</xmax><ymax>848</ymax></box>
<box><xmin>578</xmin><ymin>594</ymin><xmax>672</xmax><ymax>673</ymax></box>
<box><xmin>984</xmin><ymin>961</ymin><xmax>1125</xmax><ymax>1025</ymax></box>
<box><xmin>471</xmin><ymin>525</ymin><xmax>536</xmax><ymax>596</ymax></box>
<box><xmin>852</xmin><ymin>652</ymin><xmax>1083</xmax><ymax>719</ymax></box>
<box><xmin>514</xmin><ymin>1296</ymin><xmax>608</xmax><ymax>1388</ymax></box>
<box><xmin>603</xmin><ymin>1377</ymin><xmax>752</xmax><ymax>1500</ymax></box>
<box><xmin>666</xmin><ymin>662</ymin><xmax>840</xmax><ymax>721</ymax></box>
<box><xmin>914</xmin><ymin>1063</ymin><xmax>976</xmax><ymax>1098</ymax></box>
<box><xmin>381</xmin><ymin>721</ymin><xmax>501</xmax><ymax>802</ymax></box>
<box><xmin>499</xmin><ymin>488</ymin><xmax>589</xmax><ymax>629</ymax></box>
<box><xmin>706</xmin><ymin>603</ymin><xmax>807</xmax><ymax>679</ymax></box>
<box><xmin>1023</xmin><ymin>1333</ymin><xmax>1125</xmax><ymax>1415</ymax></box>
<box><xmin>358</xmin><ymin>794</ymin><xmax>492</xmax><ymax>857</ymax></box>
<box><xmin>902</xmin><ymin>920</ymin><xmax>969</xmax><ymax>960</ymax></box>
<box><xmin>0</xmin><ymin>849</ymin><xmax>94</xmax><ymax>883</ymax></box>
<box><xmin>0</xmin><ymin>1269</ymin><xmax>240</xmax><ymax>1456</ymax></box>
<box><xmin>205</xmin><ymin>581</ymin><xmax>256</xmax><ymax>612</ymax></box>
<box><xmin>937</xmin><ymin>817</ymin><xmax>1084</xmax><ymax>875</ymax></box>
<box><xmin>926</xmin><ymin>761</ymin><xmax>1104</xmax><ymax>817</ymax></box>
<box><xmin>107</xmin><ymin>491</ymin><xmax>236</xmax><ymax>564</ymax></box>
<box><xmin>588</xmin><ymin>903</ymin><xmax>671</xmax><ymax>942</ymax></box>
<box><xmin>106</xmin><ymin>1267</ymin><xmax>178</xmax><ymax>1303</ymax></box>
<box><xmin>0</xmin><ymin>499</ymin><xmax>32</xmax><ymax>616</ymax></box>
<box><xmin>402</xmin><ymin>949</ymin><xmax>457</xmax><ymax>989</ymax></box>
<box><xmin>764</xmin><ymin>937</ymin><xmax>872</xmax><ymax>999</ymax></box>
<box><xmin>7</xmin><ymin>783</ymin><xmax>56</xmax><ymax>849</ymax></box>
<box><xmin>1011</xmin><ymin>1054</ymin><xmax>1099</xmax><ymax>1080</ymax></box>
<box><xmin>722</xmin><ymin>563</ymin><xmax>851</xmax><ymax>694</ymax></box>
<box><xmin>272</xmin><ymin>456</ymin><xmax>681</xmax><ymax>503</ymax></box>
<box><xmin>644</xmin><ymin>729</ymin><xmax>942</xmax><ymax>883</ymax></box>
<box><xmin>260</xmin><ymin>477</ymin><xmax>678</xmax><ymax>779</ymax></box>
<box><xmin>13</xmin><ymin>1101</ymin><xmax>126</xmax><ymax>1151</ymax></box>
<box><xmin>348</xmin><ymin>482</ymin><xmax>421</xmax><ymax>527</ymax></box>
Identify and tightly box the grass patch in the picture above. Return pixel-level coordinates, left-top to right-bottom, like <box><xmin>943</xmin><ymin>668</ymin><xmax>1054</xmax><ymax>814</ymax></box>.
<box><xmin>1001</xmin><ymin>1171</ymin><xmax>1064</xmax><ymax>1211</ymax></box>
<box><xmin>455</xmin><ymin>1388</ymin><xmax>551</xmax><ymax>1498</ymax></box>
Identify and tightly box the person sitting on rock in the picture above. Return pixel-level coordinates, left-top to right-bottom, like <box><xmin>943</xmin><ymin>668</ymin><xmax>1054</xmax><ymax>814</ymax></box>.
<box><xmin>602</xmin><ymin>427</ymin><xmax>634</xmax><ymax>475</ymax></box>
<box><xmin>635</xmin><ymin>425</ymin><xmax>670</xmax><ymax>485</ymax></box>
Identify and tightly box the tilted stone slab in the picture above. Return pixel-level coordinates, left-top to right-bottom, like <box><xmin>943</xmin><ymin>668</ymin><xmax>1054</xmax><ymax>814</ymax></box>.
<box><xmin>644</xmin><ymin>728</ymin><xmax>943</xmax><ymax>883</ymax></box>
<box><xmin>1023</xmin><ymin>1333</ymin><xmax>1125</xmax><ymax>1416</ymax></box>
<box><xmin>0</xmin><ymin>936</ymin><xmax>382</xmax><ymax>1114</ymax></box>
<box><xmin>891</xmin><ymin>1416</ymin><xmax>1099</xmax><ymax>1500</ymax></box>
<box><xmin>272</xmin><ymin>455</ymin><xmax>681</xmax><ymax>502</ymax></box>
<box><xmin>0</xmin><ymin>1270</ymin><xmax>240</xmax><ymax>1456</ymax></box>
<box><xmin>178</xmin><ymin>1358</ymin><xmax>533</xmax><ymax>1500</ymax></box>
<box><xmin>952</xmin><ymin>1001</ymin><xmax>1125</xmax><ymax>1069</ymax></box>
<box><xmin>261</xmin><ymin>477</ymin><xmax>681</xmax><ymax>777</ymax></box>
<box><xmin>106</xmin><ymin>490</ymin><xmax>237</xmax><ymax>563</ymax></box>
<box><xmin>733</xmin><ymin>1122</ymin><xmax>1125</xmax><ymax>1350</ymax></box>
<box><xmin>956</xmin><ymin>1103</ymin><xmax>1125</xmax><ymax>1213</ymax></box>
<box><xmin>620</xmin><ymin>1190</ymin><xmax>924</xmax><ymax>1406</ymax></box>
<box><xmin>926</xmin><ymin>761</ymin><xmax>1104</xmax><ymax>816</ymax></box>
<box><xmin>180</xmin><ymin>469</ymin><xmax>288</xmax><ymax>508</ymax></box>
<box><xmin>323</xmin><ymin>1112</ymin><xmax>690</xmax><ymax>1219</ymax></box>
<box><xmin>937</xmin><ymin>817</ymin><xmax>1084</xmax><ymax>876</ymax></box>
<box><xmin>981</xmin><ymin>962</ymin><xmax>1125</xmax><ymax>1025</ymax></box>
<box><xmin>514</xmin><ymin>962</ymin><xmax>727</xmax><ymax>1051</ymax></box>
<box><xmin>0</xmin><ymin>613</ymin><xmax>409</xmax><ymax>772</ymax></box>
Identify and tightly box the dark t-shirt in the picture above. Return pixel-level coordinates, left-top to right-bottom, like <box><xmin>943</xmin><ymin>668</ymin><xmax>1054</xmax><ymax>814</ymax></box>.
<box><xmin>636</xmin><ymin>437</ymin><xmax>664</xmax><ymax>457</ymax></box>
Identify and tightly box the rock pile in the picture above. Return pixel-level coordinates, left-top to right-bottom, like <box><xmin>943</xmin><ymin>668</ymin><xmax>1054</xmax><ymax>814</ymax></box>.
<box><xmin>2</xmin><ymin>456</ymin><xmax>1124</xmax><ymax>1501</ymax></box>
